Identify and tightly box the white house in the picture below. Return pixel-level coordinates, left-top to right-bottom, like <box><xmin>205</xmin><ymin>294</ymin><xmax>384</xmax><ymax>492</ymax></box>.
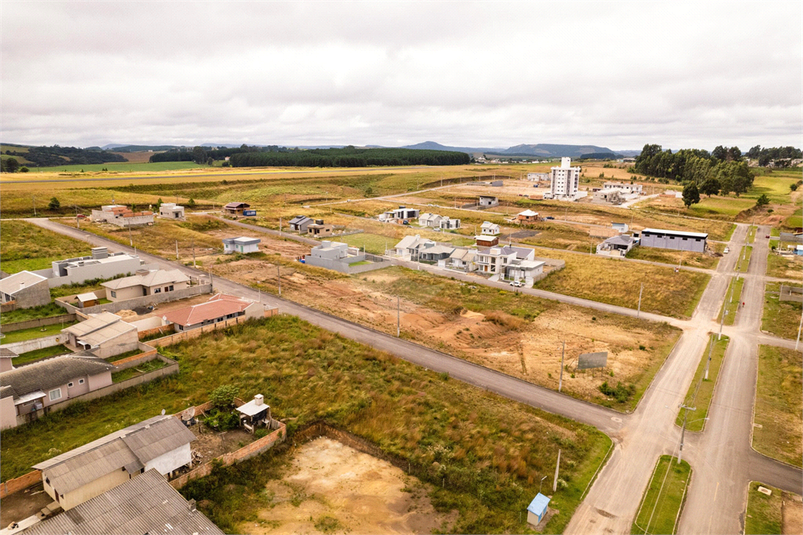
<box><xmin>0</xmin><ymin>271</ymin><xmax>51</xmax><ymax>309</ymax></box>
<box><xmin>90</xmin><ymin>205</ymin><xmax>154</xmax><ymax>227</ymax></box>
<box><xmin>448</xmin><ymin>248</ymin><xmax>477</xmax><ymax>272</ymax></box>
<box><xmin>481</xmin><ymin>221</ymin><xmax>501</xmax><ymax>235</ymax></box>
<box><xmin>549</xmin><ymin>157</ymin><xmax>581</xmax><ymax>199</ymax></box>
<box><xmin>379</xmin><ymin>206</ymin><xmax>420</xmax><ymax>222</ymax></box>
<box><xmin>475</xmin><ymin>245</ymin><xmax>542</xmax><ymax>282</ymax></box>
<box><xmin>102</xmin><ymin>269</ymin><xmax>190</xmax><ymax>302</ymax></box>
<box><xmin>597</xmin><ymin>234</ymin><xmax>637</xmax><ymax>257</ymax></box>
<box><xmin>418</xmin><ymin>213</ymin><xmax>444</xmax><ymax>228</ymax></box>
<box><xmin>223</xmin><ymin>237</ymin><xmax>261</xmax><ymax>254</ymax></box>
<box><xmin>47</xmin><ymin>248</ymin><xmax>150</xmax><ymax>288</ymax></box>
<box><xmin>393</xmin><ymin>235</ymin><xmax>436</xmax><ymax>260</ymax></box>
<box><xmin>158</xmin><ymin>203</ymin><xmax>185</xmax><ymax>220</ymax></box>
<box><xmin>62</xmin><ymin>312</ymin><xmax>139</xmax><ymax>358</ymax></box>
<box><xmin>603</xmin><ymin>182</ymin><xmax>643</xmax><ymax>195</ymax></box>
<box><xmin>478</xmin><ymin>196</ymin><xmax>499</xmax><ymax>207</ymax></box>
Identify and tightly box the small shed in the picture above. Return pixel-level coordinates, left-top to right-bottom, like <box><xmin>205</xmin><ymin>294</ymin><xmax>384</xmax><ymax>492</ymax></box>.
<box><xmin>517</xmin><ymin>209</ymin><xmax>539</xmax><ymax>223</ymax></box>
<box><xmin>76</xmin><ymin>292</ymin><xmax>100</xmax><ymax>308</ymax></box>
<box><xmin>236</xmin><ymin>394</ymin><xmax>271</xmax><ymax>433</ymax></box>
<box><xmin>527</xmin><ymin>493</ymin><xmax>551</xmax><ymax>526</ymax></box>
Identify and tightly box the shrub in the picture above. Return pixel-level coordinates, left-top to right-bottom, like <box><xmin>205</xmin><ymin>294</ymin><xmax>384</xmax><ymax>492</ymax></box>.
<box><xmin>210</xmin><ymin>384</ymin><xmax>239</xmax><ymax>409</ymax></box>
<box><xmin>598</xmin><ymin>381</ymin><xmax>636</xmax><ymax>403</ymax></box>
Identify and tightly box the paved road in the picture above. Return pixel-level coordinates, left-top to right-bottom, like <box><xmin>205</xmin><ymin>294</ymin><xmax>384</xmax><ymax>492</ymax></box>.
<box><xmin>30</xmin><ymin>218</ymin><xmax>802</xmax><ymax>533</ymax></box>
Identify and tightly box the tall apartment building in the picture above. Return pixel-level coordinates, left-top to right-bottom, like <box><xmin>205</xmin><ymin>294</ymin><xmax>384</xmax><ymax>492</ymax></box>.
<box><xmin>549</xmin><ymin>157</ymin><xmax>581</xmax><ymax>199</ymax></box>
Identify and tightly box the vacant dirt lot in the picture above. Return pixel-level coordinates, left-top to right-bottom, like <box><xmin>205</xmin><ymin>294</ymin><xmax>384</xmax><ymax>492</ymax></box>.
<box><xmin>786</xmin><ymin>493</ymin><xmax>803</xmax><ymax>535</ymax></box>
<box><xmin>242</xmin><ymin>437</ymin><xmax>453</xmax><ymax>534</ymax></box>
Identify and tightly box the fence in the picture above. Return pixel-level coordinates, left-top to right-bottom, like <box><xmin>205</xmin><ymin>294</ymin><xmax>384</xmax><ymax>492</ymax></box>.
<box><xmin>0</xmin><ymin>470</ymin><xmax>42</xmax><ymax>499</ymax></box>
<box><xmin>56</xmin><ymin>284</ymin><xmax>213</xmax><ymax>315</ymax></box>
<box><xmin>148</xmin><ymin>308</ymin><xmax>279</xmax><ymax>347</ymax></box>
<box><xmin>15</xmin><ymin>355</ymin><xmax>179</xmax><ymax>428</ymax></box>
<box><xmin>1</xmin><ymin>334</ymin><xmax>64</xmax><ymax>355</ymax></box>
<box><xmin>0</xmin><ymin>314</ymin><xmax>77</xmax><ymax>333</ymax></box>
<box><xmin>111</xmin><ymin>343</ymin><xmax>159</xmax><ymax>370</ymax></box>
<box><xmin>170</xmin><ymin>422</ymin><xmax>286</xmax><ymax>489</ymax></box>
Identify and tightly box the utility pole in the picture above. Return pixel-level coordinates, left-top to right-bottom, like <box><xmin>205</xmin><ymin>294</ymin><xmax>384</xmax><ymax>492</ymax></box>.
<box><xmin>75</xmin><ymin>206</ymin><xmax>80</xmax><ymax>229</ymax></box>
<box><xmin>720</xmin><ymin>276</ymin><xmax>735</xmax><ymax>339</ymax></box>
<box><xmin>277</xmin><ymin>265</ymin><xmax>281</xmax><ymax>297</ymax></box>
<box><xmin>397</xmin><ymin>296</ymin><xmax>400</xmax><ymax>337</ymax></box>
<box><xmin>796</xmin><ymin>306</ymin><xmax>803</xmax><ymax>351</ymax></box>
<box><xmin>558</xmin><ymin>341</ymin><xmax>565</xmax><ymax>392</ymax></box>
<box><xmin>677</xmin><ymin>404</ymin><xmax>696</xmax><ymax>464</ymax></box>
<box><xmin>32</xmin><ymin>195</ymin><xmax>36</xmax><ymax>217</ymax></box>
<box><xmin>637</xmin><ymin>283</ymin><xmax>644</xmax><ymax>318</ymax></box>
<box><xmin>279</xmin><ymin>217</ymin><xmax>282</xmax><ymax>234</ymax></box>
<box><xmin>128</xmin><ymin>220</ymin><xmax>133</xmax><ymax>246</ymax></box>
<box><xmin>175</xmin><ymin>240</ymin><xmax>179</xmax><ymax>261</ymax></box>
<box><xmin>553</xmin><ymin>449</ymin><xmax>561</xmax><ymax>492</ymax></box>
<box><xmin>208</xmin><ymin>269</ymin><xmax>213</xmax><ymax>292</ymax></box>
<box><xmin>704</xmin><ymin>333</ymin><xmax>714</xmax><ymax>380</ymax></box>
<box><xmin>192</xmin><ymin>241</ymin><xmax>196</xmax><ymax>268</ymax></box>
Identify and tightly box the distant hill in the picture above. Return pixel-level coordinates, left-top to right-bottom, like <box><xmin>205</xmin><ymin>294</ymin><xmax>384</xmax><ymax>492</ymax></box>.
<box><xmin>401</xmin><ymin>141</ymin><xmax>506</xmax><ymax>154</ymax></box>
<box><xmin>401</xmin><ymin>141</ymin><xmax>639</xmax><ymax>159</ymax></box>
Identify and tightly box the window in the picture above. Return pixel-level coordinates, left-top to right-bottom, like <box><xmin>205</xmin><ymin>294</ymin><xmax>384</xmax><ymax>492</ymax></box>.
<box><xmin>49</xmin><ymin>388</ymin><xmax>62</xmax><ymax>401</ymax></box>
<box><xmin>79</xmin><ymin>379</ymin><xmax>84</xmax><ymax>385</ymax></box>
<box><xmin>68</xmin><ymin>382</ymin><xmax>74</xmax><ymax>388</ymax></box>
<box><xmin>168</xmin><ymin>285</ymin><xmax>174</xmax><ymax>291</ymax></box>
<box><xmin>154</xmin><ymin>288</ymin><xmax>161</xmax><ymax>294</ymax></box>
<box><xmin>110</xmin><ymin>291</ymin><xmax>117</xmax><ymax>298</ymax></box>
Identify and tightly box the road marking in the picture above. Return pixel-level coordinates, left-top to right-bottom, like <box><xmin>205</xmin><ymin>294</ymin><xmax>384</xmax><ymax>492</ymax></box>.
<box><xmin>611</xmin><ymin>417</ymin><xmax>622</xmax><ymax>422</ymax></box>
<box><xmin>713</xmin><ymin>481</ymin><xmax>719</xmax><ymax>502</ymax></box>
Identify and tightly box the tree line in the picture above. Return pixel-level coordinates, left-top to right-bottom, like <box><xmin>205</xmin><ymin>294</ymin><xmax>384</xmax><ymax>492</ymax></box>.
<box><xmin>745</xmin><ymin>145</ymin><xmax>802</xmax><ymax>167</ymax></box>
<box><xmin>634</xmin><ymin>144</ymin><xmax>754</xmax><ymax>197</ymax></box>
<box><xmin>4</xmin><ymin>145</ymin><xmax>126</xmax><ymax>167</ymax></box>
<box><xmin>230</xmin><ymin>147</ymin><xmax>471</xmax><ymax>167</ymax></box>
<box><xmin>149</xmin><ymin>144</ymin><xmax>298</xmax><ymax>164</ymax></box>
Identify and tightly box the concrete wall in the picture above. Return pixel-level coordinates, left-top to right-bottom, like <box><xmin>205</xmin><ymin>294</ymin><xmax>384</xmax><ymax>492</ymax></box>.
<box><xmin>11</xmin><ymin>280</ymin><xmax>52</xmax><ymax>309</ymax></box>
<box><xmin>0</xmin><ymin>333</ymin><xmax>64</xmax><ymax>355</ymax></box>
<box><xmin>90</xmin><ymin>329</ymin><xmax>140</xmax><ymax>359</ymax></box>
<box><xmin>0</xmin><ymin>470</ymin><xmax>42</xmax><ymax>499</ymax></box>
<box><xmin>38</xmin><ymin>259</ymin><xmax>159</xmax><ymax>288</ymax></box>
<box><xmin>145</xmin><ymin>442</ymin><xmax>192</xmax><ymax>476</ymax></box>
<box><xmin>0</xmin><ymin>395</ymin><xmax>16</xmax><ymax>430</ymax></box>
<box><xmin>1</xmin><ymin>314</ymin><xmax>76</xmax><ymax>334</ymax></box>
<box><xmin>305</xmin><ymin>253</ymin><xmax>388</xmax><ymax>274</ymax></box>
<box><xmin>57</xmin><ymin>284</ymin><xmax>212</xmax><ymax>315</ymax></box>
<box><xmin>641</xmin><ymin>233</ymin><xmax>706</xmax><ymax>253</ymax></box>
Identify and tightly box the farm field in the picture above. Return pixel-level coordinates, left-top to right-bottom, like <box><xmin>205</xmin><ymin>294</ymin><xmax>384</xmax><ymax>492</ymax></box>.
<box><xmin>753</xmin><ymin>346</ymin><xmax>802</xmax><ymax>467</ymax></box>
<box><xmin>631</xmin><ymin>455</ymin><xmax>692</xmax><ymax>535</ymax></box>
<box><xmin>766</xmin><ymin>253</ymin><xmax>803</xmax><ymax>279</ymax></box>
<box><xmin>762</xmin><ymin>283</ymin><xmax>803</xmax><ymax>340</ymax></box>
<box><xmin>674</xmin><ymin>335</ymin><xmax>729</xmax><ymax>432</ymax></box>
<box><xmin>745</xmin><ymin>482</ymin><xmax>803</xmax><ymax>535</ymax></box>
<box><xmin>532</xmin><ymin>250</ymin><xmax>710</xmax><ymax>318</ymax></box>
<box><xmin>1</xmin><ymin>315</ymin><xmax>611</xmax><ymax>534</ymax></box>
<box><xmin>0</xmin><ymin>220</ymin><xmax>91</xmax><ymax>273</ymax></box>
<box><xmin>626</xmin><ymin>244</ymin><xmax>722</xmax><ymax>269</ymax></box>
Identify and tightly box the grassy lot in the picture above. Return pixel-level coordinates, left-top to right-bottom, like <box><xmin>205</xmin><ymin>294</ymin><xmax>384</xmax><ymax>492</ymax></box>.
<box><xmin>0</xmin><ymin>303</ymin><xmax>67</xmax><ymax>325</ymax></box>
<box><xmin>20</xmin><ymin>161</ymin><xmax>206</xmax><ymax>173</ymax></box>
<box><xmin>0</xmin><ymin>220</ymin><xmax>89</xmax><ymax>273</ymax></box>
<box><xmin>364</xmin><ymin>266</ymin><xmax>681</xmax><ymax>412</ymax></box>
<box><xmin>745</xmin><ymin>482</ymin><xmax>783</xmax><ymax>535</ymax></box>
<box><xmin>0</xmin><ymin>188</ymin><xmax>169</xmax><ymax>219</ymax></box>
<box><xmin>766</xmin><ymin>252</ymin><xmax>803</xmax><ymax>279</ymax></box>
<box><xmin>533</xmin><ymin>250</ymin><xmax>711</xmax><ymax>318</ymax></box>
<box><xmin>753</xmin><ymin>346</ymin><xmax>802</xmax><ymax>467</ymax></box>
<box><xmin>674</xmin><ymin>335</ymin><xmax>729</xmax><ymax>432</ymax></box>
<box><xmin>0</xmin><ymin>321</ymin><xmax>76</xmax><ymax>344</ymax></box>
<box><xmin>111</xmin><ymin>358</ymin><xmax>168</xmax><ymax>382</ymax></box>
<box><xmin>785</xmin><ymin>207</ymin><xmax>802</xmax><ymax>230</ymax></box>
<box><xmin>762</xmin><ymin>283</ymin><xmax>803</xmax><ymax>340</ymax></box>
<box><xmin>737</xmin><ymin>245</ymin><xmax>753</xmax><ymax>272</ymax></box>
<box><xmin>0</xmin><ymin>315</ymin><xmax>611</xmax><ymax>534</ymax></box>
<box><xmin>626</xmin><ymin>245</ymin><xmax>721</xmax><ymax>269</ymax></box>
<box><xmin>50</xmin><ymin>281</ymin><xmax>106</xmax><ymax>300</ymax></box>
<box><xmin>771</xmin><ymin>227</ymin><xmax>781</xmax><ymax>237</ymax></box>
<box><xmin>632</xmin><ymin>455</ymin><xmax>692</xmax><ymax>535</ymax></box>
<box><xmin>12</xmin><ymin>345</ymin><xmax>71</xmax><ymax>365</ymax></box>
<box><xmin>747</xmin><ymin>225</ymin><xmax>757</xmax><ymax>244</ymax></box>
<box><xmin>719</xmin><ymin>277</ymin><xmax>745</xmax><ymax>325</ymax></box>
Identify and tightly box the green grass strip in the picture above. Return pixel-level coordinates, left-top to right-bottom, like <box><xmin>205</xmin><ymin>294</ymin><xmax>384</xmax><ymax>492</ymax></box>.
<box><xmin>12</xmin><ymin>345</ymin><xmax>70</xmax><ymax>366</ymax></box>
<box><xmin>111</xmin><ymin>358</ymin><xmax>168</xmax><ymax>383</ymax></box>
<box><xmin>718</xmin><ymin>277</ymin><xmax>745</xmax><ymax>326</ymax></box>
<box><xmin>632</xmin><ymin>455</ymin><xmax>692</xmax><ymax>535</ymax></box>
<box><xmin>745</xmin><ymin>482</ymin><xmax>783</xmax><ymax>535</ymax></box>
<box><xmin>675</xmin><ymin>335</ymin><xmax>730</xmax><ymax>432</ymax></box>
<box><xmin>737</xmin><ymin>245</ymin><xmax>753</xmax><ymax>273</ymax></box>
<box><xmin>747</xmin><ymin>226</ymin><xmax>757</xmax><ymax>244</ymax></box>
<box><xmin>0</xmin><ymin>322</ymin><xmax>76</xmax><ymax>345</ymax></box>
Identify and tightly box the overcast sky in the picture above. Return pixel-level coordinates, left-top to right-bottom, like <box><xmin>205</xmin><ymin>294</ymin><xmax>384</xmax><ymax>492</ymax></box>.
<box><xmin>2</xmin><ymin>1</ymin><xmax>801</xmax><ymax>151</ymax></box>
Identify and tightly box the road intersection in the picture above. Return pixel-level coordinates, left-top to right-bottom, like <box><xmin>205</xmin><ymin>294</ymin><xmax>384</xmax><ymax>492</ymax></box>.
<box><xmin>30</xmin><ymin>218</ymin><xmax>801</xmax><ymax>534</ymax></box>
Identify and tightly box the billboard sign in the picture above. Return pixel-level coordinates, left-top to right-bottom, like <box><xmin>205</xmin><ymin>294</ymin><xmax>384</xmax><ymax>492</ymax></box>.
<box><xmin>243</xmin><ymin>210</ymin><xmax>257</xmax><ymax>217</ymax></box>
<box><xmin>577</xmin><ymin>351</ymin><xmax>608</xmax><ymax>370</ymax></box>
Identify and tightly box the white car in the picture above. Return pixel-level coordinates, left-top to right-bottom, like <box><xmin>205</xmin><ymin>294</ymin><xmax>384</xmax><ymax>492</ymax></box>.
<box><xmin>509</xmin><ymin>280</ymin><xmax>524</xmax><ymax>287</ymax></box>
<box><xmin>724</xmin><ymin>247</ymin><xmax>730</xmax><ymax>254</ymax></box>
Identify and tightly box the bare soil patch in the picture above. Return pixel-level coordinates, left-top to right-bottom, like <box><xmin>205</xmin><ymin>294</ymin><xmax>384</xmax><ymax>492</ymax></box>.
<box><xmin>242</xmin><ymin>437</ymin><xmax>453</xmax><ymax>535</ymax></box>
<box><xmin>0</xmin><ymin>482</ymin><xmax>53</xmax><ymax>526</ymax></box>
<box><xmin>189</xmin><ymin>425</ymin><xmax>258</xmax><ymax>466</ymax></box>
<box><xmin>785</xmin><ymin>492</ymin><xmax>803</xmax><ymax>535</ymax></box>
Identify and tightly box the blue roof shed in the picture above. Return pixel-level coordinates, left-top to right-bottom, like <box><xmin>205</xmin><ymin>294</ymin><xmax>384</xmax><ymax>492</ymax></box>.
<box><xmin>527</xmin><ymin>493</ymin><xmax>551</xmax><ymax>524</ymax></box>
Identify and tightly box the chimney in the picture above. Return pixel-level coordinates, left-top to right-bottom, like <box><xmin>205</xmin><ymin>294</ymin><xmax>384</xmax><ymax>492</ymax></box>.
<box><xmin>188</xmin><ymin>499</ymin><xmax>197</xmax><ymax>512</ymax></box>
<box><xmin>254</xmin><ymin>394</ymin><xmax>263</xmax><ymax>406</ymax></box>
<box><xmin>19</xmin><ymin>282</ymin><xmax>25</xmax><ymax>290</ymax></box>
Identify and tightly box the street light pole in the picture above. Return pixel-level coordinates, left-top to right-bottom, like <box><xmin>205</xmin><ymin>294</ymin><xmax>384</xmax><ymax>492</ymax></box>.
<box><xmin>637</xmin><ymin>283</ymin><xmax>644</xmax><ymax>318</ymax></box>
<box><xmin>704</xmin><ymin>333</ymin><xmax>715</xmax><ymax>380</ymax></box>
<box><xmin>677</xmin><ymin>404</ymin><xmax>696</xmax><ymax>464</ymax></box>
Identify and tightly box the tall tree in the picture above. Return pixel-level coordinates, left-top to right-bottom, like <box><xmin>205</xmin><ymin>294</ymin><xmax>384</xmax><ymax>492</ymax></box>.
<box><xmin>700</xmin><ymin>177</ymin><xmax>720</xmax><ymax>197</ymax></box>
<box><xmin>682</xmin><ymin>181</ymin><xmax>700</xmax><ymax>208</ymax></box>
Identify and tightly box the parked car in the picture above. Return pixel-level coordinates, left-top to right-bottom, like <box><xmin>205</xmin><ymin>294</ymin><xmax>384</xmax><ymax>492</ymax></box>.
<box><xmin>724</xmin><ymin>247</ymin><xmax>730</xmax><ymax>254</ymax></box>
<box><xmin>509</xmin><ymin>280</ymin><xmax>524</xmax><ymax>287</ymax></box>
<box><xmin>765</xmin><ymin>235</ymin><xmax>770</xmax><ymax>239</ymax></box>
<box><xmin>545</xmin><ymin>216</ymin><xmax>555</xmax><ymax>220</ymax></box>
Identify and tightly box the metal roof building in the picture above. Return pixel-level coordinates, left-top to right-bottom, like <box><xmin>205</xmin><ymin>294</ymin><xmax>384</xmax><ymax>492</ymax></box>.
<box><xmin>19</xmin><ymin>469</ymin><xmax>223</xmax><ymax>535</ymax></box>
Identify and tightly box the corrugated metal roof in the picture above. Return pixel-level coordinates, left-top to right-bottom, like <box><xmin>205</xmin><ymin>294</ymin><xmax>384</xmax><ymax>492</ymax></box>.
<box><xmin>641</xmin><ymin>228</ymin><xmax>708</xmax><ymax>239</ymax></box>
<box><xmin>20</xmin><ymin>469</ymin><xmax>224</xmax><ymax>535</ymax></box>
<box><xmin>527</xmin><ymin>492</ymin><xmax>550</xmax><ymax>515</ymax></box>
<box><xmin>34</xmin><ymin>416</ymin><xmax>195</xmax><ymax>495</ymax></box>
<box><xmin>0</xmin><ymin>354</ymin><xmax>114</xmax><ymax>399</ymax></box>
<box><xmin>0</xmin><ymin>347</ymin><xmax>18</xmax><ymax>358</ymax></box>
<box><xmin>63</xmin><ymin>312</ymin><xmax>124</xmax><ymax>337</ymax></box>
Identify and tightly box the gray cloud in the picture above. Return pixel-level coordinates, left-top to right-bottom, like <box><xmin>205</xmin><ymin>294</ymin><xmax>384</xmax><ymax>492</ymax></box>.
<box><xmin>2</xmin><ymin>1</ymin><xmax>800</xmax><ymax>150</ymax></box>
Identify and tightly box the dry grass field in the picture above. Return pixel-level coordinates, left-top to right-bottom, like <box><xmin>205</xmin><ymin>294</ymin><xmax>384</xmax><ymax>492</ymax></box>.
<box><xmin>0</xmin><ymin>220</ymin><xmax>92</xmax><ymax>273</ymax></box>
<box><xmin>753</xmin><ymin>346</ymin><xmax>802</xmax><ymax>467</ymax></box>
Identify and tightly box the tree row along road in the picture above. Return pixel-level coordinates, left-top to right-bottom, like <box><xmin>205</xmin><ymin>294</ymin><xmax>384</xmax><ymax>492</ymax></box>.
<box><xmin>29</xmin><ymin>218</ymin><xmax>802</xmax><ymax>534</ymax></box>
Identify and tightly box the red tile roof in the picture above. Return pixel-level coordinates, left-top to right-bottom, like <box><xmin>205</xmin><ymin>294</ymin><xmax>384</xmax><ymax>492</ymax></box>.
<box><xmin>162</xmin><ymin>294</ymin><xmax>253</xmax><ymax>327</ymax></box>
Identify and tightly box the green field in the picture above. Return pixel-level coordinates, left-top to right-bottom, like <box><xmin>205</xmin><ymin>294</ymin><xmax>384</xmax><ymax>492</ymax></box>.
<box><xmin>762</xmin><ymin>283</ymin><xmax>803</xmax><ymax>340</ymax></box>
<box><xmin>745</xmin><ymin>482</ymin><xmax>783</xmax><ymax>535</ymax></box>
<box><xmin>13</xmin><ymin>345</ymin><xmax>71</xmax><ymax>366</ymax></box>
<box><xmin>626</xmin><ymin>245</ymin><xmax>720</xmax><ymax>270</ymax></box>
<box><xmin>0</xmin><ymin>220</ymin><xmax>90</xmax><ymax>273</ymax></box>
<box><xmin>719</xmin><ymin>277</ymin><xmax>745</xmax><ymax>325</ymax></box>
<box><xmin>753</xmin><ymin>346</ymin><xmax>802</xmax><ymax>467</ymax></box>
<box><xmin>0</xmin><ymin>321</ymin><xmax>75</xmax><ymax>344</ymax></box>
<box><xmin>534</xmin><ymin>250</ymin><xmax>710</xmax><ymax>319</ymax></box>
<box><xmin>18</xmin><ymin>161</ymin><xmax>205</xmax><ymax>173</ymax></box>
<box><xmin>0</xmin><ymin>303</ymin><xmax>67</xmax><ymax>325</ymax></box>
<box><xmin>0</xmin><ymin>315</ymin><xmax>613</xmax><ymax>534</ymax></box>
<box><xmin>675</xmin><ymin>335</ymin><xmax>729</xmax><ymax>432</ymax></box>
<box><xmin>632</xmin><ymin>455</ymin><xmax>692</xmax><ymax>535</ymax></box>
<box><xmin>737</xmin><ymin>245</ymin><xmax>753</xmax><ymax>272</ymax></box>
